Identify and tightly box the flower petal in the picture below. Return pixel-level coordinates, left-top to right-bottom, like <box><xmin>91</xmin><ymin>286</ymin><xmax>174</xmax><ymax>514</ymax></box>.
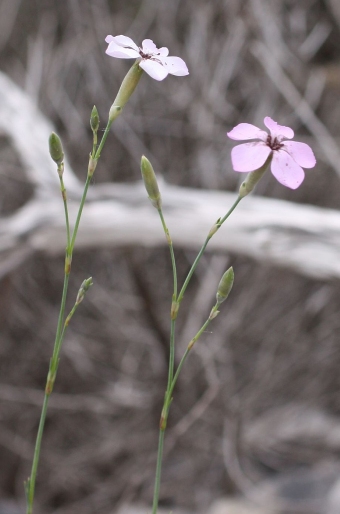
<box><xmin>161</xmin><ymin>56</ymin><xmax>189</xmax><ymax>76</ymax></box>
<box><xmin>157</xmin><ymin>47</ymin><xmax>169</xmax><ymax>57</ymax></box>
<box><xmin>282</xmin><ymin>141</ymin><xmax>316</xmax><ymax>169</ymax></box>
<box><xmin>227</xmin><ymin>123</ymin><xmax>268</xmax><ymax>141</ymax></box>
<box><xmin>142</xmin><ymin>39</ymin><xmax>158</xmax><ymax>54</ymax></box>
<box><xmin>231</xmin><ymin>143</ymin><xmax>271</xmax><ymax>172</ymax></box>
<box><xmin>271</xmin><ymin>150</ymin><xmax>305</xmax><ymax>189</ymax></box>
<box><xmin>264</xmin><ymin>116</ymin><xmax>294</xmax><ymax>140</ymax></box>
<box><xmin>112</xmin><ymin>35</ymin><xmax>139</xmax><ymax>52</ymax></box>
<box><xmin>106</xmin><ymin>40</ymin><xmax>139</xmax><ymax>59</ymax></box>
<box><xmin>139</xmin><ymin>59</ymin><xmax>168</xmax><ymax>81</ymax></box>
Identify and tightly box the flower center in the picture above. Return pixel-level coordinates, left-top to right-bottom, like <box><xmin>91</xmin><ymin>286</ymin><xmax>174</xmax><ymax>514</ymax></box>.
<box><xmin>266</xmin><ymin>134</ymin><xmax>283</xmax><ymax>151</ymax></box>
<box><xmin>139</xmin><ymin>49</ymin><xmax>153</xmax><ymax>60</ymax></box>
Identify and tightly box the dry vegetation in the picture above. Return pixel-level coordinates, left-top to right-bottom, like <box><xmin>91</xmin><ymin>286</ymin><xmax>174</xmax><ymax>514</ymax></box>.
<box><xmin>1</xmin><ymin>1</ymin><xmax>340</xmax><ymax>513</ymax></box>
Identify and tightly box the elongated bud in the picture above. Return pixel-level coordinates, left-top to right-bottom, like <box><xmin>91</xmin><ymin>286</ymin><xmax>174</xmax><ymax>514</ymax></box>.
<box><xmin>208</xmin><ymin>218</ymin><xmax>221</xmax><ymax>238</ymax></box>
<box><xmin>90</xmin><ymin>105</ymin><xmax>99</xmax><ymax>133</ymax></box>
<box><xmin>49</xmin><ymin>132</ymin><xmax>64</xmax><ymax>166</ymax></box>
<box><xmin>76</xmin><ymin>277</ymin><xmax>93</xmax><ymax>304</ymax></box>
<box><xmin>109</xmin><ymin>61</ymin><xmax>143</xmax><ymax>122</ymax></box>
<box><xmin>216</xmin><ymin>267</ymin><xmax>234</xmax><ymax>304</ymax></box>
<box><xmin>239</xmin><ymin>156</ymin><xmax>271</xmax><ymax>198</ymax></box>
<box><xmin>140</xmin><ymin>155</ymin><xmax>162</xmax><ymax>209</ymax></box>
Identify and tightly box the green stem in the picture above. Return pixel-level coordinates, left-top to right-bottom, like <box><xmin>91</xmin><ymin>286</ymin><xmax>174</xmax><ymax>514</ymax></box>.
<box><xmin>168</xmin><ymin>303</ymin><xmax>219</xmax><ymax>406</ymax></box>
<box><xmin>158</xmin><ymin>209</ymin><xmax>177</xmax><ymax>299</ymax></box>
<box><xmin>26</xmin><ymin>394</ymin><xmax>49</xmax><ymax>514</ymax></box>
<box><xmin>151</xmin><ymin>303</ymin><xmax>220</xmax><ymax>514</ymax></box>
<box><xmin>151</xmin><ymin>208</ymin><xmax>178</xmax><ymax>514</ymax></box>
<box><xmin>167</xmin><ymin>320</ymin><xmax>176</xmax><ymax>392</ymax></box>
<box><xmin>59</xmin><ymin>176</ymin><xmax>70</xmax><ymax>249</ymax></box>
<box><xmin>158</xmin><ymin>208</ymin><xmax>177</xmax><ymax>387</ymax></box>
<box><xmin>54</xmin><ymin>300</ymin><xmax>79</xmax><ymax>361</ymax></box>
<box><xmin>26</xmin><ymin>118</ymin><xmax>114</xmax><ymax>514</ymax></box>
<box><xmin>152</xmin><ymin>429</ymin><xmax>165</xmax><ymax>514</ymax></box>
<box><xmin>177</xmin><ymin>196</ymin><xmax>242</xmax><ymax>304</ymax></box>
<box><xmin>26</xmin><ymin>270</ymin><xmax>70</xmax><ymax>514</ymax></box>
<box><xmin>94</xmin><ymin>119</ymin><xmax>112</xmax><ymax>160</ymax></box>
<box><xmin>69</xmin><ymin>177</ymin><xmax>91</xmax><ymax>253</ymax></box>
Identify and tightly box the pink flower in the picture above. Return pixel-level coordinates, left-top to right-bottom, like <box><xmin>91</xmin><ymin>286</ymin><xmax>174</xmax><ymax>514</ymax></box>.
<box><xmin>105</xmin><ymin>35</ymin><xmax>189</xmax><ymax>81</ymax></box>
<box><xmin>227</xmin><ymin>117</ymin><xmax>316</xmax><ymax>189</ymax></box>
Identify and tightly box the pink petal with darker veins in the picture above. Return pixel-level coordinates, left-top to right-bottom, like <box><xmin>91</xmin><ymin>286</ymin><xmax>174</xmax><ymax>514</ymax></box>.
<box><xmin>282</xmin><ymin>141</ymin><xmax>316</xmax><ymax>169</ymax></box>
<box><xmin>271</xmin><ymin>150</ymin><xmax>305</xmax><ymax>189</ymax></box>
<box><xmin>231</xmin><ymin>143</ymin><xmax>271</xmax><ymax>172</ymax></box>
<box><xmin>264</xmin><ymin>116</ymin><xmax>294</xmax><ymax>140</ymax></box>
<box><xmin>139</xmin><ymin>59</ymin><xmax>168</xmax><ymax>81</ymax></box>
<box><xmin>227</xmin><ymin>123</ymin><xmax>267</xmax><ymax>141</ymax></box>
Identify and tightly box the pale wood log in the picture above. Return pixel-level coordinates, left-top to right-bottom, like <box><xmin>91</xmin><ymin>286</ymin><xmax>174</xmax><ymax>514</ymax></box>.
<box><xmin>1</xmin><ymin>70</ymin><xmax>340</xmax><ymax>281</ymax></box>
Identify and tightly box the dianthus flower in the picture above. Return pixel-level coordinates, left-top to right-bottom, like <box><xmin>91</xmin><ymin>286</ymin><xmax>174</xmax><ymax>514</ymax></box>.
<box><xmin>227</xmin><ymin>117</ymin><xmax>316</xmax><ymax>189</ymax></box>
<box><xmin>105</xmin><ymin>35</ymin><xmax>189</xmax><ymax>81</ymax></box>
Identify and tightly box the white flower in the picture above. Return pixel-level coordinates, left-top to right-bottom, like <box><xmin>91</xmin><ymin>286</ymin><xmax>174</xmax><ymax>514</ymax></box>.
<box><xmin>105</xmin><ymin>35</ymin><xmax>189</xmax><ymax>81</ymax></box>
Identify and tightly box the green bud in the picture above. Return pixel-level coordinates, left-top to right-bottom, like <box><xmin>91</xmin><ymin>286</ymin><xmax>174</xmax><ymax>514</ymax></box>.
<box><xmin>90</xmin><ymin>105</ymin><xmax>99</xmax><ymax>133</ymax></box>
<box><xmin>49</xmin><ymin>132</ymin><xmax>64</xmax><ymax>166</ymax></box>
<box><xmin>76</xmin><ymin>277</ymin><xmax>93</xmax><ymax>304</ymax></box>
<box><xmin>216</xmin><ymin>267</ymin><xmax>234</xmax><ymax>304</ymax></box>
<box><xmin>140</xmin><ymin>155</ymin><xmax>162</xmax><ymax>209</ymax></box>
<box><xmin>239</xmin><ymin>156</ymin><xmax>271</xmax><ymax>198</ymax></box>
<box><xmin>208</xmin><ymin>218</ymin><xmax>221</xmax><ymax>238</ymax></box>
<box><xmin>109</xmin><ymin>60</ymin><xmax>144</xmax><ymax>122</ymax></box>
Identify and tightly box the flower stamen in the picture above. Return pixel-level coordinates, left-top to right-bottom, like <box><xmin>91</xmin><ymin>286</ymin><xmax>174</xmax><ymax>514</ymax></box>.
<box><xmin>267</xmin><ymin>135</ymin><xmax>283</xmax><ymax>151</ymax></box>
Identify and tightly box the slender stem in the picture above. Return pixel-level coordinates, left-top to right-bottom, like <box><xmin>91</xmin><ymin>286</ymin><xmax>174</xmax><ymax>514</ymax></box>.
<box><xmin>158</xmin><ymin>208</ymin><xmax>178</xmax><ymax>387</ymax></box>
<box><xmin>26</xmin><ymin>117</ymin><xmax>114</xmax><ymax>514</ymax></box>
<box><xmin>151</xmin><ymin>208</ymin><xmax>178</xmax><ymax>514</ymax></box>
<box><xmin>152</xmin><ymin>429</ymin><xmax>165</xmax><ymax>514</ymax></box>
<box><xmin>177</xmin><ymin>196</ymin><xmax>242</xmax><ymax>304</ymax></box>
<box><xmin>92</xmin><ymin>131</ymin><xmax>98</xmax><ymax>158</ymax></box>
<box><xmin>59</xmin><ymin>175</ymin><xmax>70</xmax><ymax>250</ymax></box>
<box><xmin>54</xmin><ymin>303</ymin><xmax>77</xmax><ymax>361</ymax></box>
<box><xmin>26</xmin><ymin>271</ymin><xmax>70</xmax><ymax>514</ymax></box>
<box><xmin>168</xmin><ymin>303</ymin><xmax>219</xmax><ymax>404</ymax></box>
<box><xmin>167</xmin><ymin>320</ymin><xmax>176</xmax><ymax>391</ymax></box>
<box><xmin>158</xmin><ymin>209</ymin><xmax>177</xmax><ymax>299</ymax></box>
<box><xmin>68</xmin><ymin>120</ymin><xmax>114</xmax><ymax>254</ymax></box>
<box><xmin>151</xmin><ymin>197</ymin><xmax>242</xmax><ymax>514</ymax></box>
<box><xmin>69</xmin><ymin>177</ymin><xmax>91</xmax><ymax>253</ymax></box>
<box><xmin>151</xmin><ymin>303</ymin><xmax>220</xmax><ymax>514</ymax></box>
<box><xmin>94</xmin><ymin>119</ymin><xmax>112</xmax><ymax>160</ymax></box>
<box><xmin>52</xmin><ymin>273</ymin><xmax>70</xmax><ymax>367</ymax></box>
<box><xmin>26</xmin><ymin>394</ymin><xmax>49</xmax><ymax>514</ymax></box>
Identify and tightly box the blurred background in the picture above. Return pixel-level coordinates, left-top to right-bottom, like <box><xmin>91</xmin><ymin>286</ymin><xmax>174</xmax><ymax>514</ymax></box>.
<box><xmin>1</xmin><ymin>1</ymin><xmax>340</xmax><ymax>513</ymax></box>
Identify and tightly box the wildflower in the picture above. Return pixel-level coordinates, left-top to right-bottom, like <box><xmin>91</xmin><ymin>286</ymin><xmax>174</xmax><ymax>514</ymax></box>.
<box><xmin>227</xmin><ymin>116</ymin><xmax>316</xmax><ymax>189</ymax></box>
<box><xmin>105</xmin><ymin>35</ymin><xmax>189</xmax><ymax>81</ymax></box>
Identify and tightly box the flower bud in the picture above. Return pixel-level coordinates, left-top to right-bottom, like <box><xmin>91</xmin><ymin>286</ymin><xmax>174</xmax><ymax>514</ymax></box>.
<box><xmin>140</xmin><ymin>155</ymin><xmax>162</xmax><ymax>209</ymax></box>
<box><xmin>109</xmin><ymin>60</ymin><xmax>144</xmax><ymax>122</ymax></box>
<box><xmin>208</xmin><ymin>218</ymin><xmax>221</xmax><ymax>238</ymax></box>
<box><xmin>49</xmin><ymin>132</ymin><xmax>64</xmax><ymax>166</ymax></box>
<box><xmin>239</xmin><ymin>156</ymin><xmax>271</xmax><ymax>198</ymax></box>
<box><xmin>76</xmin><ymin>277</ymin><xmax>93</xmax><ymax>304</ymax></box>
<box><xmin>90</xmin><ymin>105</ymin><xmax>99</xmax><ymax>133</ymax></box>
<box><xmin>216</xmin><ymin>267</ymin><xmax>234</xmax><ymax>304</ymax></box>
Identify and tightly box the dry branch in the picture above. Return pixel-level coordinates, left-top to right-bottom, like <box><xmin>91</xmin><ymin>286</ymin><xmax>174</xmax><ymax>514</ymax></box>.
<box><xmin>1</xmin><ymin>71</ymin><xmax>340</xmax><ymax>280</ymax></box>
